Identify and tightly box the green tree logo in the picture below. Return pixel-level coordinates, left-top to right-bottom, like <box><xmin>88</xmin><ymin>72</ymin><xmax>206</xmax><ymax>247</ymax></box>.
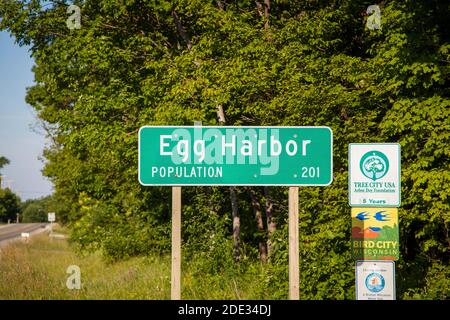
<box><xmin>360</xmin><ymin>151</ymin><xmax>389</xmax><ymax>181</ymax></box>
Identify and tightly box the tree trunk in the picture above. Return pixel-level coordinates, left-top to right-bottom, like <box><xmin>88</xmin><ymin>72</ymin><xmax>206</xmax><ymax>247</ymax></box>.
<box><xmin>216</xmin><ymin>103</ymin><xmax>241</xmax><ymax>261</ymax></box>
<box><xmin>216</xmin><ymin>0</ymin><xmax>224</xmax><ymax>10</ymax></box>
<box><xmin>255</xmin><ymin>0</ymin><xmax>271</xmax><ymax>31</ymax></box>
<box><xmin>230</xmin><ymin>186</ymin><xmax>241</xmax><ymax>261</ymax></box>
<box><xmin>206</xmin><ymin>186</ymin><xmax>218</xmax><ymax>216</ymax></box>
<box><xmin>248</xmin><ymin>188</ymin><xmax>268</xmax><ymax>263</ymax></box>
<box><xmin>216</xmin><ymin>104</ymin><xmax>226</xmax><ymax>124</ymax></box>
<box><xmin>264</xmin><ymin>186</ymin><xmax>276</xmax><ymax>258</ymax></box>
<box><xmin>171</xmin><ymin>10</ymin><xmax>192</xmax><ymax>50</ymax></box>
<box><xmin>264</xmin><ymin>0</ymin><xmax>270</xmax><ymax>31</ymax></box>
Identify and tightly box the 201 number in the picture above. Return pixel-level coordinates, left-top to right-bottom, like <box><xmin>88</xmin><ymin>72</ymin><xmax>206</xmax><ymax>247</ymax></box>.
<box><xmin>301</xmin><ymin>166</ymin><xmax>320</xmax><ymax>178</ymax></box>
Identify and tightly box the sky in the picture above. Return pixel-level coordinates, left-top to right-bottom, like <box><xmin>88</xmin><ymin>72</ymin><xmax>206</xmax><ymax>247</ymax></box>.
<box><xmin>0</xmin><ymin>31</ymin><xmax>53</xmax><ymax>200</ymax></box>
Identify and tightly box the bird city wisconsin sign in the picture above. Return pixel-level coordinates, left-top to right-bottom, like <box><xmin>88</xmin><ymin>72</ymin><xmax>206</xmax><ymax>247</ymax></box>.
<box><xmin>352</xmin><ymin>207</ymin><xmax>399</xmax><ymax>260</ymax></box>
<box><xmin>139</xmin><ymin>126</ymin><xmax>333</xmax><ymax>186</ymax></box>
<box><xmin>349</xmin><ymin>143</ymin><xmax>401</xmax><ymax>207</ymax></box>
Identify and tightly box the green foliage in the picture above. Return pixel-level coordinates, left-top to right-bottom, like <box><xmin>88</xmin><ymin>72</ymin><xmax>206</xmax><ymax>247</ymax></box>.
<box><xmin>0</xmin><ymin>155</ymin><xmax>9</xmax><ymax>170</ymax></box>
<box><xmin>0</xmin><ymin>156</ymin><xmax>20</xmax><ymax>222</ymax></box>
<box><xmin>21</xmin><ymin>195</ymin><xmax>70</xmax><ymax>223</ymax></box>
<box><xmin>0</xmin><ymin>0</ymin><xmax>449</xmax><ymax>299</ymax></box>
<box><xmin>378</xmin><ymin>225</ymin><xmax>399</xmax><ymax>241</ymax></box>
<box><xmin>70</xmin><ymin>193</ymin><xmax>171</xmax><ymax>260</ymax></box>
<box><xmin>0</xmin><ymin>188</ymin><xmax>21</xmax><ymax>222</ymax></box>
<box><xmin>0</xmin><ymin>155</ymin><xmax>10</xmax><ymax>189</ymax></box>
<box><xmin>21</xmin><ymin>203</ymin><xmax>47</xmax><ymax>222</ymax></box>
<box><xmin>401</xmin><ymin>261</ymin><xmax>450</xmax><ymax>300</ymax></box>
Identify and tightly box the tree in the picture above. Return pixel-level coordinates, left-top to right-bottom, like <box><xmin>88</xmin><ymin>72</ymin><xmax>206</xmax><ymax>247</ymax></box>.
<box><xmin>364</xmin><ymin>157</ymin><xmax>385</xmax><ymax>181</ymax></box>
<box><xmin>0</xmin><ymin>156</ymin><xmax>21</xmax><ymax>222</ymax></box>
<box><xmin>0</xmin><ymin>156</ymin><xmax>9</xmax><ymax>169</ymax></box>
<box><xmin>21</xmin><ymin>195</ymin><xmax>69</xmax><ymax>223</ymax></box>
<box><xmin>0</xmin><ymin>155</ymin><xmax>9</xmax><ymax>188</ymax></box>
<box><xmin>21</xmin><ymin>203</ymin><xmax>46</xmax><ymax>222</ymax></box>
<box><xmin>0</xmin><ymin>188</ymin><xmax>21</xmax><ymax>223</ymax></box>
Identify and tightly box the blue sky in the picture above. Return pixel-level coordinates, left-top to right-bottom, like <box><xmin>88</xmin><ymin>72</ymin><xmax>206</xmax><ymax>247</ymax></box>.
<box><xmin>0</xmin><ymin>31</ymin><xmax>53</xmax><ymax>200</ymax></box>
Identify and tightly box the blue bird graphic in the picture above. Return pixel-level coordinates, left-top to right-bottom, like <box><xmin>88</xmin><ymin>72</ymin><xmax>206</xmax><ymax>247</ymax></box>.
<box><xmin>355</xmin><ymin>212</ymin><xmax>370</xmax><ymax>220</ymax></box>
<box><xmin>368</xmin><ymin>226</ymin><xmax>382</xmax><ymax>232</ymax></box>
<box><xmin>373</xmin><ymin>211</ymin><xmax>390</xmax><ymax>221</ymax></box>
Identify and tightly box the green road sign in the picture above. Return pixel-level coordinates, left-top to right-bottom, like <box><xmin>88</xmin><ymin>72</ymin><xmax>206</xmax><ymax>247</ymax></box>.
<box><xmin>352</xmin><ymin>207</ymin><xmax>399</xmax><ymax>260</ymax></box>
<box><xmin>139</xmin><ymin>126</ymin><xmax>333</xmax><ymax>186</ymax></box>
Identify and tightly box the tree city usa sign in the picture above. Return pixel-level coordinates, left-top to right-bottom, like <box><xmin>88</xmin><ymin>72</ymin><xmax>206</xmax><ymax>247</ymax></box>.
<box><xmin>139</xmin><ymin>126</ymin><xmax>333</xmax><ymax>186</ymax></box>
<box><xmin>349</xmin><ymin>143</ymin><xmax>401</xmax><ymax>207</ymax></box>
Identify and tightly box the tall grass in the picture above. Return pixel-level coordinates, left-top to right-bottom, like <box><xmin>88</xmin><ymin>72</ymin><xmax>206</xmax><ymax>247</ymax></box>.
<box><xmin>0</xmin><ymin>229</ymin><xmax>271</xmax><ymax>299</ymax></box>
<box><xmin>0</xmin><ymin>234</ymin><xmax>171</xmax><ymax>299</ymax></box>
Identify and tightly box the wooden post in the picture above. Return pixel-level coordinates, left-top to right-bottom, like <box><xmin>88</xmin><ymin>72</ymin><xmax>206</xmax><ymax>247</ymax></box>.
<box><xmin>171</xmin><ymin>186</ymin><xmax>182</xmax><ymax>300</ymax></box>
<box><xmin>289</xmin><ymin>186</ymin><xmax>299</xmax><ymax>300</ymax></box>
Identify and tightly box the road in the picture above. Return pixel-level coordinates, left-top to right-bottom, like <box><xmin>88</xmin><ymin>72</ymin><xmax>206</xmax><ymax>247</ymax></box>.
<box><xmin>0</xmin><ymin>223</ymin><xmax>48</xmax><ymax>243</ymax></box>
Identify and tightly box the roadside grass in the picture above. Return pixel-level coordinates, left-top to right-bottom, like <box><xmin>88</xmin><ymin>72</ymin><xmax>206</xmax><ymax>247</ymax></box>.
<box><xmin>0</xmin><ymin>228</ymin><xmax>269</xmax><ymax>299</ymax></box>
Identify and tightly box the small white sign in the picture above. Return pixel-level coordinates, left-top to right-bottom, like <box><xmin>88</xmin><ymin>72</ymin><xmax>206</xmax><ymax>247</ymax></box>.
<box><xmin>349</xmin><ymin>143</ymin><xmax>401</xmax><ymax>207</ymax></box>
<box><xmin>356</xmin><ymin>260</ymin><xmax>395</xmax><ymax>300</ymax></box>
<box><xmin>48</xmin><ymin>212</ymin><xmax>56</xmax><ymax>222</ymax></box>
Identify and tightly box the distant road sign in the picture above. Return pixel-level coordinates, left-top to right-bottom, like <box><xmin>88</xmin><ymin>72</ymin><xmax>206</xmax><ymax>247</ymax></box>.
<box><xmin>139</xmin><ymin>126</ymin><xmax>333</xmax><ymax>186</ymax></box>
<box><xmin>352</xmin><ymin>208</ymin><xmax>399</xmax><ymax>260</ymax></box>
<box><xmin>356</xmin><ymin>260</ymin><xmax>395</xmax><ymax>300</ymax></box>
<box><xmin>48</xmin><ymin>212</ymin><xmax>55</xmax><ymax>222</ymax></box>
<box><xmin>349</xmin><ymin>143</ymin><xmax>401</xmax><ymax>207</ymax></box>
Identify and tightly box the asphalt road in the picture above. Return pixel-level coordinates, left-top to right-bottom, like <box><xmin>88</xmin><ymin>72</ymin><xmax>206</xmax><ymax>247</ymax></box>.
<box><xmin>0</xmin><ymin>223</ymin><xmax>48</xmax><ymax>243</ymax></box>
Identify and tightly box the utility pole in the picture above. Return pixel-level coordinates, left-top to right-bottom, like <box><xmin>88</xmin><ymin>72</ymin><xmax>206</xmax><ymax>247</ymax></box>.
<box><xmin>16</xmin><ymin>213</ymin><xmax>19</xmax><ymax>224</ymax></box>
